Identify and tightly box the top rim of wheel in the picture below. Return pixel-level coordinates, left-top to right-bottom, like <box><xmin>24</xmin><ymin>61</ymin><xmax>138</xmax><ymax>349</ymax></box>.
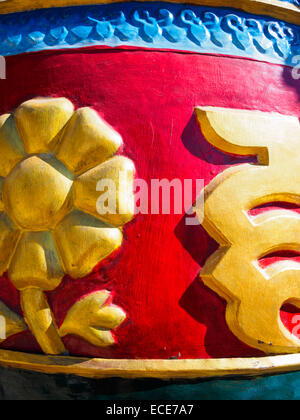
<box><xmin>0</xmin><ymin>0</ymin><xmax>299</xmax><ymax>25</ymax></box>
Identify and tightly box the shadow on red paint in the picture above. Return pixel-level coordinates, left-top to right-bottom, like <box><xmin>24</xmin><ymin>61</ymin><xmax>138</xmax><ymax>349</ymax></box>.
<box><xmin>175</xmin><ymin>214</ymin><xmax>218</xmax><ymax>267</ymax></box>
<box><xmin>181</xmin><ymin>114</ymin><xmax>257</xmax><ymax>166</ymax></box>
<box><xmin>179</xmin><ymin>277</ymin><xmax>264</xmax><ymax>358</ymax></box>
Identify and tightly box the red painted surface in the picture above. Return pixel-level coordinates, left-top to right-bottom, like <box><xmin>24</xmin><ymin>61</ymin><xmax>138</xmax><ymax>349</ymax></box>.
<box><xmin>0</xmin><ymin>47</ymin><xmax>299</xmax><ymax>359</ymax></box>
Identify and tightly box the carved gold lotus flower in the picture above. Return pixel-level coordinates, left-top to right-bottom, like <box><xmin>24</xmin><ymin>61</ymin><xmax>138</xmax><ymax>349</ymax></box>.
<box><xmin>0</xmin><ymin>97</ymin><xmax>135</xmax><ymax>355</ymax></box>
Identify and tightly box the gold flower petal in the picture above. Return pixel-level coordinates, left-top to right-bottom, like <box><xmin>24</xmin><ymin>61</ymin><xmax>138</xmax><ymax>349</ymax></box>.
<box><xmin>0</xmin><ymin>114</ymin><xmax>25</xmax><ymax>177</ymax></box>
<box><xmin>14</xmin><ymin>97</ymin><xmax>74</xmax><ymax>154</ymax></box>
<box><xmin>55</xmin><ymin>108</ymin><xmax>122</xmax><ymax>175</ymax></box>
<box><xmin>59</xmin><ymin>290</ymin><xmax>126</xmax><ymax>347</ymax></box>
<box><xmin>54</xmin><ymin>210</ymin><xmax>123</xmax><ymax>279</ymax></box>
<box><xmin>74</xmin><ymin>156</ymin><xmax>135</xmax><ymax>227</ymax></box>
<box><xmin>3</xmin><ymin>156</ymin><xmax>73</xmax><ymax>231</ymax></box>
<box><xmin>9</xmin><ymin>231</ymin><xmax>65</xmax><ymax>291</ymax></box>
<box><xmin>0</xmin><ymin>213</ymin><xmax>21</xmax><ymax>276</ymax></box>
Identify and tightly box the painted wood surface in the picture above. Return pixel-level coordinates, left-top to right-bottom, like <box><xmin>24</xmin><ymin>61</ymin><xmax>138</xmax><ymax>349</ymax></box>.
<box><xmin>0</xmin><ymin>46</ymin><xmax>299</xmax><ymax>361</ymax></box>
<box><xmin>0</xmin><ymin>0</ymin><xmax>298</xmax><ymax>393</ymax></box>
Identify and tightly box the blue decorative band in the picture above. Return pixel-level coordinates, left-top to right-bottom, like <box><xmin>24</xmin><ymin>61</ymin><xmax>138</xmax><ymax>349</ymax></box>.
<box><xmin>0</xmin><ymin>2</ymin><xmax>299</xmax><ymax>66</ymax></box>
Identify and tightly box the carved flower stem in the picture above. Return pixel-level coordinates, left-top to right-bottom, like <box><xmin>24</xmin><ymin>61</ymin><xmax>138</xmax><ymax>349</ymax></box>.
<box><xmin>20</xmin><ymin>287</ymin><xmax>66</xmax><ymax>355</ymax></box>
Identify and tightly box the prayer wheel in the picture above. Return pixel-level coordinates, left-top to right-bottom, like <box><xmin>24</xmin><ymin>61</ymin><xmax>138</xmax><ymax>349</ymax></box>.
<box><xmin>0</xmin><ymin>0</ymin><xmax>298</xmax><ymax>400</ymax></box>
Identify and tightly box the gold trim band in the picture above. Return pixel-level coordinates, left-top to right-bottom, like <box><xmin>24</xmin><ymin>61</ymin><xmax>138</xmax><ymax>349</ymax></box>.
<box><xmin>2</xmin><ymin>350</ymin><xmax>300</xmax><ymax>378</ymax></box>
<box><xmin>0</xmin><ymin>0</ymin><xmax>299</xmax><ymax>25</ymax></box>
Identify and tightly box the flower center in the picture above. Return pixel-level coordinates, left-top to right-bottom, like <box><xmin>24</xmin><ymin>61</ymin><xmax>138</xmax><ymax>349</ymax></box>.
<box><xmin>3</xmin><ymin>156</ymin><xmax>73</xmax><ymax>230</ymax></box>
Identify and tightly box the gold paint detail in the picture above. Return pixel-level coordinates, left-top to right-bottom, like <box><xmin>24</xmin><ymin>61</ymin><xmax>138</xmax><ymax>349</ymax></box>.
<box><xmin>0</xmin><ymin>302</ymin><xmax>27</xmax><ymax>341</ymax></box>
<box><xmin>54</xmin><ymin>210</ymin><xmax>123</xmax><ymax>279</ymax></box>
<box><xmin>195</xmin><ymin>106</ymin><xmax>300</xmax><ymax>355</ymax></box>
<box><xmin>0</xmin><ymin>213</ymin><xmax>21</xmax><ymax>276</ymax></box>
<box><xmin>1</xmin><ymin>350</ymin><xmax>300</xmax><ymax>379</ymax></box>
<box><xmin>74</xmin><ymin>156</ymin><xmax>135</xmax><ymax>227</ymax></box>
<box><xmin>0</xmin><ymin>114</ymin><xmax>25</xmax><ymax>178</ymax></box>
<box><xmin>3</xmin><ymin>156</ymin><xmax>73</xmax><ymax>231</ymax></box>
<box><xmin>56</xmin><ymin>107</ymin><xmax>122</xmax><ymax>175</ymax></box>
<box><xmin>9</xmin><ymin>232</ymin><xmax>65</xmax><ymax>291</ymax></box>
<box><xmin>14</xmin><ymin>98</ymin><xmax>74</xmax><ymax>154</ymax></box>
<box><xmin>20</xmin><ymin>288</ymin><xmax>66</xmax><ymax>355</ymax></box>
<box><xmin>0</xmin><ymin>97</ymin><xmax>134</xmax><ymax>355</ymax></box>
<box><xmin>0</xmin><ymin>1</ymin><xmax>298</xmax><ymax>26</ymax></box>
<box><xmin>0</xmin><ymin>178</ymin><xmax>5</xmax><ymax>212</ymax></box>
<box><xmin>59</xmin><ymin>290</ymin><xmax>126</xmax><ymax>347</ymax></box>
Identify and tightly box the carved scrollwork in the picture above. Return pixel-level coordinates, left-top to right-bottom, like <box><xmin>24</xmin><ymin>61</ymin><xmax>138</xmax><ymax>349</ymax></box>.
<box><xmin>265</xmin><ymin>21</ymin><xmax>292</xmax><ymax>57</ymax></box>
<box><xmin>157</xmin><ymin>9</ymin><xmax>186</xmax><ymax>43</ymax></box>
<box><xmin>132</xmin><ymin>9</ymin><xmax>162</xmax><ymax>42</ymax></box>
<box><xmin>180</xmin><ymin>10</ymin><xmax>209</xmax><ymax>46</ymax></box>
<box><xmin>0</xmin><ymin>3</ymin><xmax>299</xmax><ymax>66</ymax></box>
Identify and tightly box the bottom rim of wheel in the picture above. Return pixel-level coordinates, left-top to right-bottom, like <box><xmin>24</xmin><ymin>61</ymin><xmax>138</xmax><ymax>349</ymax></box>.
<box><xmin>1</xmin><ymin>349</ymin><xmax>300</xmax><ymax>379</ymax></box>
